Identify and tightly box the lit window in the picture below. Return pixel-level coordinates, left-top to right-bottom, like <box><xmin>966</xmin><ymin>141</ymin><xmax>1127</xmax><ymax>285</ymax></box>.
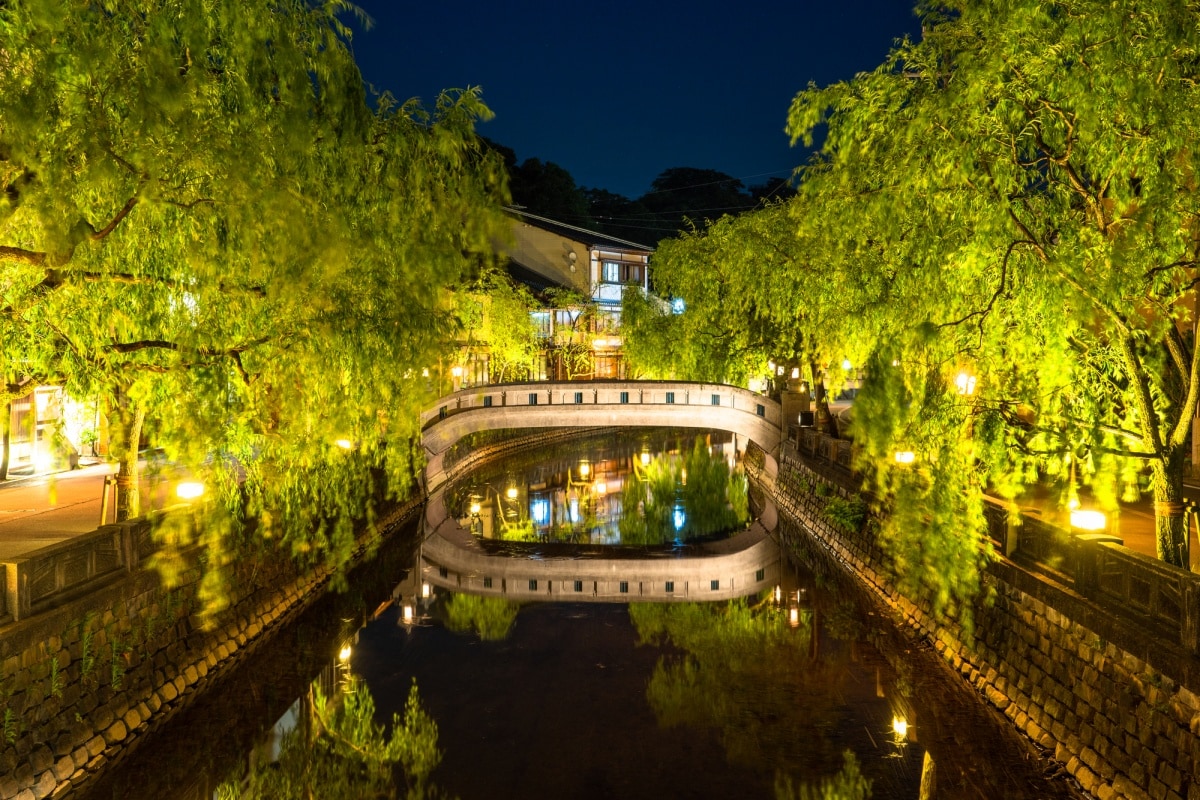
<box><xmin>671</xmin><ymin>297</ymin><xmax>685</xmax><ymax>314</ymax></box>
<box><xmin>603</xmin><ymin>261</ymin><xmax>621</xmax><ymax>282</ymax></box>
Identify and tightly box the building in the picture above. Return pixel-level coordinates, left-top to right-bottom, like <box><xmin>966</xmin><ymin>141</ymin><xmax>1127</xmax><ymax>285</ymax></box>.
<box><xmin>453</xmin><ymin>209</ymin><xmax>654</xmax><ymax>387</ymax></box>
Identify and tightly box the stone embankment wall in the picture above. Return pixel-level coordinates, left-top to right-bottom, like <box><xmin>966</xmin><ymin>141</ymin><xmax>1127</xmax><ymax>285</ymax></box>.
<box><xmin>762</xmin><ymin>448</ymin><xmax>1200</xmax><ymax>800</ymax></box>
<box><xmin>0</xmin><ymin>498</ymin><xmax>421</xmax><ymax>800</ymax></box>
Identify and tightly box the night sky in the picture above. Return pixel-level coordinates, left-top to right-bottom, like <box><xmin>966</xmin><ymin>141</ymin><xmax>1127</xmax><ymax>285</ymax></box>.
<box><xmin>348</xmin><ymin>1</ymin><xmax>922</xmax><ymax>199</ymax></box>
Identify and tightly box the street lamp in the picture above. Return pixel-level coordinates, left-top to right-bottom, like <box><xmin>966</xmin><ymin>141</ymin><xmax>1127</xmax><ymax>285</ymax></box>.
<box><xmin>1069</xmin><ymin>509</ymin><xmax>1107</xmax><ymax>531</ymax></box>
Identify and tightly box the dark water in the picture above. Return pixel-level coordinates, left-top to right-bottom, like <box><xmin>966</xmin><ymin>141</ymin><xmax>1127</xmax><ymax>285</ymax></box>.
<box><xmin>78</xmin><ymin>431</ymin><xmax>1085</xmax><ymax>800</ymax></box>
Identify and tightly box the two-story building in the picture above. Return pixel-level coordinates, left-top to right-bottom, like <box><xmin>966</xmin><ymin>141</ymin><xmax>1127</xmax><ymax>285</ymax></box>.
<box><xmin>453</xmin><ymin>209</ymin><xmax>653</xmax><ymax>387</ymax></box>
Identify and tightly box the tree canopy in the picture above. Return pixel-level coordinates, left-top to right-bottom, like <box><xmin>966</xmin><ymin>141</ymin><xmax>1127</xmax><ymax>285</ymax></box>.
<box><xmin>1</xmin><ymin>0</ymin><xmax>509</xmax><ymax>594</ymax></box>
<box><xmin>623</xmin><ymin>0</ymin><xmax>1200</xmax><ymax>614</ymax></box>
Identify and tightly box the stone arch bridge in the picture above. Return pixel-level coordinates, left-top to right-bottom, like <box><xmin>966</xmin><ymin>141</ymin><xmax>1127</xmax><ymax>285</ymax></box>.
<box><xmin>417</xmin><ymin>381</ymin><xmax>786</xmax><ymax>604</ymax></box>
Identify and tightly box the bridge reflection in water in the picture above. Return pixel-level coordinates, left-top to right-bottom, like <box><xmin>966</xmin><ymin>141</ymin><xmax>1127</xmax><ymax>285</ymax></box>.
<box><xmin>419</xmin><ymin>427</ymin><xmax>784</xmax><ymax>604</ymax></box>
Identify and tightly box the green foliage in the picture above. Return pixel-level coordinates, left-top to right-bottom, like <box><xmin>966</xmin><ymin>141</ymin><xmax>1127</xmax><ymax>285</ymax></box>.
<box><xmin>630</xmin><ymin>596</ymin><xmax>852</xmax><ymax>773</ymax></box>
<box><xmin>822</xmin><ymin>497</ymin><xmax>866</xmax><ymax>533</ymax></box>
<box><xmin>454</xmin><ymin>267</ymin><xmax>541</xmax><ymax>383</ymax></box>
<box><xmin>784</xmin><ymin>0</ymin><xmax>1200</xmax><ymax>565</ymax></box>
<box><xmin>110</xmin><ymin>638</ymin><xmax>130</xmax><ymax>690</ymax></box>
<box><xmin>0</xmin><ymin>0</ymin><xmax>510</xmax><ymax>596</ymax></box>
<box><xmin>78</xmin><ymin>611</ymin><xmax>97</xmax><ymax>685</ymax></box>
<box><xmin>49</xmin><ymin>656</ymin><xmax>62</xmax><ymax>699</ymax></box>
<box><xmin>219</xmin><ymin>678</ymin><xmax>446</xmax><ymax>800</ymax></box>
<box><xmin>442</xmin><ymin>593</ymin><xmax>519</xmax><ymax>641</ymax></box>
<box><xmin>2</xmin><ymin>707</ymin><xmax>16</xmax><ymax>745</ymax></box>
<box><xmin>775</xmin><ymin>751</ymin><xmax>872</xmax><ymax>800</ymax></box>
<box><xmin>617</xmin><ymin>437</ymin><xmax>749</xmax><ymax>544</ymax></box>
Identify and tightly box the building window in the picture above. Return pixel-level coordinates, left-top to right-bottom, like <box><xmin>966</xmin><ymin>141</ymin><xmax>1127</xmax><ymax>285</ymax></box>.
<box><xmin>602</xmin><ymin>260</ymin><xmax>621</xmax><ymax>283</ymax></box>
<box><xmin>574</xmin><ymin>391</ymin><xmax>583</xmax><ymax>404</ymax></box>
<box><xmin>438</xmin><ymin>406</ymin><xmax>447</xmax><ymax>420</ymax></box>
<box><xmin>665</xmin><ymin>391</ymin><xmax>675</xmax><ymax>404</ymax></box>
<box><xmin>439</xmin><ymin>567</ymin><xmax>448</xmax><ymax>578</ymax></box>
<box><xmin>756</xmin><ymin>403</ymin><xmax>765</xmax><ymax>417</ymax></box>
<box><xmin>529</xmin><ymin>579</ymin><xmax>538</xmax><ymax>591</ymax></box>
<box><xmin>710</xmin><ymin>579</ymin><xmax>720</xmax><ymax>591</ymax></box>
<box><xmin>620</xmin><ymin>391</ymin><xmax>629</xmax><ymax>404</ymax></box>
<box><xmin>483</xmin><ymin>577</ymin><xmax>493</xmax><ymax>589</ymax></box>
<box><xmin>711</xmin><ymin>394</ymin><xmax>720</xmax><ymax>406</ymax></box>
<box><xmin>756</xmin><ymin>568</ymin><xmax>765</xmax><ymax>581</ymax></box>
<box><xmin>574</xmin><ymin>580</ymin><xmax>583</xmax><ymax>592</ymax></box>
<box><xmin>619</xmin><ymin>581</ymin><xmax>629</xmax><ymax>594</ymax></box>
<box><xmin>529</xmin><ymin>393</ymin><xmax>538</xmax><ymax>405</ymax></box>
<box><xmin>483</xmin><ymin>396</ymin><xmax>493</xmax><ymax>408</ymax></box>
<box><xmin>665</xmin><ymin>581</ymin><xmax>675</xmax><ymax>593</ymax></box>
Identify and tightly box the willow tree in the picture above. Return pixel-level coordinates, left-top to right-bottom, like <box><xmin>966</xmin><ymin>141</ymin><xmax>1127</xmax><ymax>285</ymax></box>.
<box><xmin>785</xmin><ymin>0</ymin><xmax>1200</xmax><ymax>569</ymax></box>
<box><xmin>1</xmin><ymin>0</ymin><xmax>508</xmax><ymax>595</ymax></box>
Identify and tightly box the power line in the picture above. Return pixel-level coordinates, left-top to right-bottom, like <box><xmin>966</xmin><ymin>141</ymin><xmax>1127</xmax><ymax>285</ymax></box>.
<box><xmin>638</xmin><ymin>168</ymin><xmax>796</xmax><ymax>198</ymax></box>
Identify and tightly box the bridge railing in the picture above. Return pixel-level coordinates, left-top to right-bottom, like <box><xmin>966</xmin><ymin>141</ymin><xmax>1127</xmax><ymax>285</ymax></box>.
<box><xmin>421</xmin><ymin>380</ymin><xmax>782</xmax><ymax>430</ymax></box>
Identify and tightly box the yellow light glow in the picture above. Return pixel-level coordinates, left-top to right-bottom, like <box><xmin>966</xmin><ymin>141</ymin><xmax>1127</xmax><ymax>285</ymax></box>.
<box><xmin>774</xmin><ymin>585</ymin><xmax>782</xmax><ymax>603</ymax></box>
<box><xmin>335</xmin><ymin>438</ymin><xmax>353</xmax><ymax>450</ymax></box>
<box><xmin>892</xmin><ymin>716</ymin><xmax>908</xmax><ymax>737</ymax></box>
<box><xmin>469</xmin><ymin>501</ymin><xmax>481</xmax><ymax>515</ymax></box>
<box><xmin>579</xmin><ymin>462</ymin><xmax>590</xmax><ymax>478</ymax></box>
<box><xmin>421</xmin><ymin>582</ymin><xmax>431</xmax><ymax>599</ymax></box>
<box><xmin>403</xmin><ymin>605</ymin><xmax>414</xmax><ymax>623</ymax></box>
<box><xmin>338</xmin><ymin>643</ymin><xmax>352</xmax><ymax>663</ymax></box>
<box><xmin>1070</xmin><ymin>509</ymin><xmax>1107</xmax><ymax>531</ymax></box>
<box><xmin>791</xmin><ymin>367</ymin><xmax>800</xmax><ymax>379</ymax></box>
<box><xmin>640</xmin><ymin>452</ymin><xmax>651</xmax><ymax>467</ymax></box>
<box><xmin>176</xmin><ymin>481</ymin><xmax>205</xmax><ymax>500</ymax></box>
<box><xmin>595</xmin><ymin>482</ymin><xmax>607</xmax><ymax>495</ymax></box>
<box><xmin>789</xmin><ymin>608</ymin><xmax>799</xmax><ymax>627</ymax></box>
<box><xmin>450</xmin><ymin>366</ymin><xmax>463</xmax><ymax>377</ymax></box>
<box><xmin>842</xmin><ymin>359</ymin><xmax>852</xmax><ymax>371</ymax></box>
<box><xmin>33</xmin><ymin>451</ymin><xmax>52</xmax><ymax>473</ymax></box>
<box><xmin>768</xmin><ymin>360</ymin><xmax>776</xmax><ymax>372</ymax></box>
<box><xmin>506</xmin><ymin>487</ymin><xmax>518</xmax><ymax>500</ymax></box>
<box><xmin>421</xmin><ymin>368</ymin><xmax>430</xmax><ymax>378</ymax></box>
<box><xmin>894</xmin><ymin>451</ymin><xmax>916</xmax><ymax>465</ymax></box>
<box><xmin>955</xmin><ymin>371</ymin><xmax>977</xmax><ymax>395</ymax></box>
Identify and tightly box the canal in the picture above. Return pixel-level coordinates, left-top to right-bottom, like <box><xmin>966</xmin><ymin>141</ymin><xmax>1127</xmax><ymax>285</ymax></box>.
<box><xmin>78</xmin><ymin>429</ymin><xmax>1085</xmax><ymax>800</ymax></box>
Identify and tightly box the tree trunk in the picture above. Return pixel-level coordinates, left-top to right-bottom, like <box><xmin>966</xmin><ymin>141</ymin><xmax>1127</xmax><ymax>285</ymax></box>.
<box><xmin>0</xmin><ymin>400</ymin><xmax>9</xmax><ymax>481</ymax></box>
<box><xmin>113</xmin><ymin>402</ymin><xmax>145</xmax><ymax>521</ymax></box>
<box><xmin>1151</xmin><ymin>448</ymin><xmax>1188</xmax><ymax>567</ymax></box>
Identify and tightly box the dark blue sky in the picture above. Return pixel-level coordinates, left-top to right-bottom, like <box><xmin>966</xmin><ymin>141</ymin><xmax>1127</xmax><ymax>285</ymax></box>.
<box><xmin>348</xmin><ymin>1</ymin><xmax>922</xmax><ymax>199</ymax></box>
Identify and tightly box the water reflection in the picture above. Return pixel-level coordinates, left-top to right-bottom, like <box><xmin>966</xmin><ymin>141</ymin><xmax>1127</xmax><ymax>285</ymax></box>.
<box><xmin>215</xmin><ymin>678</ymin><xmax>445</xmax><ymax>800</ymax></box>
<box><xmin>449</xmin><ymin>430</ymin><xmax>748</xmax><ymax>545</ymax></box>
<box><xmin>80</xmin><ymin>432</ymin><xmax>1084</xmax><ymax>800</ymax></box>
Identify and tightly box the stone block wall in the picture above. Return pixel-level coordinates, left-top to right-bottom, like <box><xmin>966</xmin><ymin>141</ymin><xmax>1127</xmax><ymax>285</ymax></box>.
<box><xmin>0</xmin><ymin>498</ymin><xmax>420</xmax><ymax>800</ymax></box>
<box><xmin>765</xmin><ymin>450</ymin><xmax>1200</xmax><ymax>800</ymax></box>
